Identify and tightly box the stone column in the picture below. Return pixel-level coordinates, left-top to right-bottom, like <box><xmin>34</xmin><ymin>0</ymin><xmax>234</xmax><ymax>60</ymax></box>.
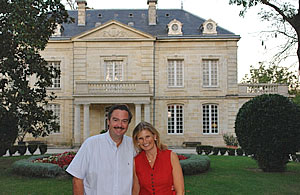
<box><xmin>83</xmin><ymin>104</ymin><xmax>90</xmax><ymax>140</ymax></box>
<box><xmin>74</xmin><ymin>104</ymin><xmax>81</xmax><ymax>146</ymax></box>
<box><xmin>135</xmin><ymin>104</ymin><xmax>142</xmax><ymax>126</ymax></box>
<box><xmin>144</xmin><ymin>104</ymin><xmax>150</xmax><ymax>123</ymax></box>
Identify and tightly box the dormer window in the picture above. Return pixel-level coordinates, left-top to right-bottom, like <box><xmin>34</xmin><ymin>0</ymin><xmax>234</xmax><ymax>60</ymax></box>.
<box><xmin>128</xmin><ymin>22</ymin><xmax>134</xmax><ymax>27</ymax></box>
<box><xmin>98</xmin><ymin>13</ymin><xmax>102</xmax><ymax>18</ymax></box>
<box><xmin>95</xmin><ymin>22</ymin><xmax>101</xmax><ymax>27</ymax></box>
<box><xmin>165</xmin><ymin>13</ymin><xmax>170</xmax><ymax>17</ymax></box>
<box><xmin>52</xmin><ymin>24</ymin><xmax>61</xmax><ymax>37</ymax></box>
<box><xmin>167</xmin><ymin>19</ymin><xmax>183</xmax><ymax>36</ymax></box>
<box><xmin>202</xmin><ymin>19</ymin><xmax>217</xmax><ymax>35</ymax></box>
<box><xmin>129</xmin><ymin>13</ymin><xmax>133</xmax><ymax>17</ymax></box>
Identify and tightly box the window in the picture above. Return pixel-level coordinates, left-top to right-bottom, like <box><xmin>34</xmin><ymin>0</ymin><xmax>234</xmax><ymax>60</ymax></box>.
<box><xmin>104</xmin><ymin>106</ymin><xmax>111</xmax><ymax>130</ymax></box>
<box><xmin>105</xmin><ymin>60</ymin><xmax>123</xmax><ymax>81</ymax></box>
<box><xmin>47</xmin><ymin>61</ymin><xmax>61</xmax><ymax>88</ymax></box>
<box><xmin>46</xmin><ymin>104</ymin><xmax>60</xmax><ymax>133</ymax></box>
<box><xmin>202</xmin><ymin>104</ymin><xmax>218</xmax><ymax>134</ymax></box>
<box><xmin>168</xmin><ymin>104</ymin><xmax>183</xmax><ymax>134</ymax></box>
<box><xmin>168</xmin><ymin>60</ymin><xmax>183</xmax><ymax>87</ymax></box>
<box><xmin>203</xmin><ymin>59</ymin><xmax>218</xmax><ymax>87</ymax></box>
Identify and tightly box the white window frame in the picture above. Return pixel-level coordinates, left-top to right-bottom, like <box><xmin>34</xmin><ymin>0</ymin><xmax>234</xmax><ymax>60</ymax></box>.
<box><xmin>202</xmin><ymin>59</ymin><xmax>218</xmax><ymax>87</ymax></box>
<box><xmin>168</xmin><ymin>59</ymin><xmax>184</xmax><ymax>87</ymax></box>
<box><xmin>202</xmin><ymin>104</ymin><xmax>219</xmax><ymax>134</ymax></box>
<box><xmin>46</xmin><ymin>103</ymin><xmax>61</xmax><ymax>133</ymax></box>
<box><xmin>167</xmin><ymin>104</ymin><xmax>184</xmax><ymax>134</ymax></box>
<box><xmin>105</xmin><ymin>60</ymin><xmax>123</xmax><ymax>81</ymax></box>
<box><xmin>47</xmin><ymin>61</ymin><xmax>61</xmax><ymax>88</ymax></box>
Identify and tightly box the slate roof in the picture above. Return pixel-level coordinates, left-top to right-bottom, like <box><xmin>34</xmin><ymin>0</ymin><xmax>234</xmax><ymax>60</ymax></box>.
<box><xmin>55</xmin><ymin>9</ymin><xmax>240</xmax><ymax>40</ymax></box>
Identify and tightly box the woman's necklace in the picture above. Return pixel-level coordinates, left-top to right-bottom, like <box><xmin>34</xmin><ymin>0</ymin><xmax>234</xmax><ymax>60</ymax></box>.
<box><xmin>146</xmin><ymin>152</ymin><xmax>157</xmax><ymax>163</ymax></box>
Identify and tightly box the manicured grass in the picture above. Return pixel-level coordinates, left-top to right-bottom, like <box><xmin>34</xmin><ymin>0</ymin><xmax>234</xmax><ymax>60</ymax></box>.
<box><xmin>0</xmin><ymin>155</ymin><xmax>72</xmax><ymax>195</ymax></box>
<box><xmin>1</xmin><ymin>155</ymin><xmax>300</xmax><ymax>195</ymax></box>
<box><xmin>185</xmin><ymin>155</ymin><xmax>300</xmax><ymax>195</ymax></box>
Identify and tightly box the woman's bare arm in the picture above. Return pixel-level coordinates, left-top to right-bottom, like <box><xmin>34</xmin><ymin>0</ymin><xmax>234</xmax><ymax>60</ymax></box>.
<box><xmin>171</xmin><ymin>151</ymin><xmax>185</xmax><ymax>195</ymax></box>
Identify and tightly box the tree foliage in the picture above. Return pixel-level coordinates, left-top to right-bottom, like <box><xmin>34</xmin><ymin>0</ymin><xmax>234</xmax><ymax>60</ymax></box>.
<box><xmin>241</xmin><ymin>62</ymin><xmax>299</xmax><ymax>94</ymax></box>
<box><xmin>0</xmin><ymin>1</ymin><xmax>72</xmax><ymax>143</ymax></box>
<box><xmin>235</xmin><ymin>94</ymin><xmax>300</xmax><ymax>172</ymax></box>
<box><xmin>229</xmin><ymin>0</ymin><xmax>300</xmax><ymax>71</ymax></box>
<box><xmin>63</xmin><ymin>0</ymin><xmax>76</xmax><ymax>10</ymax></box>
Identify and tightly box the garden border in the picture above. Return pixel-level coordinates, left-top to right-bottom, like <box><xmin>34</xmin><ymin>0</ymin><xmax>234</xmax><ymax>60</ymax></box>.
<box><xmin>179</xmin><ymin>154</ymin><xmax>210</xmax><ymax>175</ymax></box>
<box><xmin>12</xmin><ymin>155</ymin><xmax>66</xmax><ymax>178</ymax></box>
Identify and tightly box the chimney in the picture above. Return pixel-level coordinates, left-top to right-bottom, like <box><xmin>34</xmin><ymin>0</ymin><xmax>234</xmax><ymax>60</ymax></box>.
<box><xmin>76</xmin><ymin>0</ymin><xmax>87</xmax><ymax>26</ymax></box>
<box><xmin>148</xmin><ymin>0</ymin><xmax>157</xmax><ymax>25</ymax></box>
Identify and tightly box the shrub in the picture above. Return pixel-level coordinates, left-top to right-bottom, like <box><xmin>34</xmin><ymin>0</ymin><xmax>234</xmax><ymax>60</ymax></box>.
<box><xmin>12</xmin><ymin>155</ymin><xmax>65</xmax><ymax>178</ymax></box>
<box><xmin>223</xmin><ymin>133</ymin><xmax>239</xmax><ymax>147</ymax></box>
<box><xmin>212</xmin><ymin>147</ymin><xmax>219</xmax><ymax>155</ymax></box>
<box><xmin>235</xmin><ymin>94</ymin><xmax>300</xmax><ymax>172</ymax></box>
<box><xmin>179</xmin><ymin>154</ymin><xmax>210</xmax><ymax>175</ymax></box>
<box><xmin>28</xmin><ymin>144</ymin><xmax>38</xmax><ymax>155</ymax></box>
<box><xmin>227</xmin><ymin>148</ymin><xmax>236</xmax><ymax>156</ymax></box>
<box><xmin>39</xmin><ymin>144</ymin><xmax>47</xmax><ymax>155</ymax></box>
<box><xmin>236</xmin><ymin>148</ymin><xmax>244</xmax><ymax>156</ymax></box>
<box><xmin>196</xmin><ymin>145</ymin><xmax>213</xmax><ymax>155</ymax></box>
<box><xmin>219</xmin><ymin>147</ymin><xmax>227</xmax><ymax>155</ymax></box>
<box><xmin>196</xmin><ymin>145</ymin><xmax>203</xmax><ymax>155</ymax></box>
<box><xmin>17</xmin><ymin>144</ymin><xmax>27</xmax><ymax>156</ymax></box>
<box><xmin>8</xmin><ymin>145</ymin><xmax>18</xmax><ymax>156</ymax></box>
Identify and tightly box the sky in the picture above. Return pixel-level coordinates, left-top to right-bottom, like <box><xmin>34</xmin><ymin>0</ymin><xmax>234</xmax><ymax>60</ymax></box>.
<box><xmin>63</xmin><ymin>0</ymin><xmax>298</xmax><ymax>81</ymax></box>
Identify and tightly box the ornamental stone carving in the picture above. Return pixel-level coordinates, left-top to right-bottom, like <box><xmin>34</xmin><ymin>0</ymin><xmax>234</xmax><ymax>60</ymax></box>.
<box><xmin>102</xmin><ymin>27</ymin><xmax>128</xmax><ymax>37</ymax></box>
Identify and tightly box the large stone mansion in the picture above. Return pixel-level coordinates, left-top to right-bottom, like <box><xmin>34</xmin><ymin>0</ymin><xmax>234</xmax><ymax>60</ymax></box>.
<box><xmin>32</xmin><ymin>0</ymin><xmax>288</xmax><ymax>147</ymax></box>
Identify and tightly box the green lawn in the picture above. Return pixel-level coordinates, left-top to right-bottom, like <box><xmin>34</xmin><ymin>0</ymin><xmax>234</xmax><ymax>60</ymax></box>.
<box><xmin>1</xmin><ymin>155</ymin><xmax>300</xmax><ymax>195</ymax></box>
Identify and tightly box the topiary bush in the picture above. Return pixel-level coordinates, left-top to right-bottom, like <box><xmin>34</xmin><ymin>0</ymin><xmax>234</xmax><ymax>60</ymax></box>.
<box><xmin>179</xmin><ymin>154</ymin><xmax>210</xmax><ymax>175</ymax></box>
<box><xmin>236</xmin><ymin>148</ymin><xmax>244</xmax><ymax>156</ymax></box>
<box><xmin>212</xmin><ymin>147</ymin><xmax>219</xmax><ymax>155</ymax></box>
<box><xmin>12</xmin><ymin>155</ymin><xmax>66</xmax><ymax>178</ymax></box>
<box><xmin>235</xmin><ymin>94</ymin><xmax>300</xmax><ymax>172</ymax></box>
<box><xmin>196</xmin><ymin>145</ymin><xmax>213</xmax><ymax>155</ymax></box>
<box><xmin>227</xmin><ymin>148</ymin><xmax>236</xmax><ymax>156</ymax></box>
<box><xmin>219</xmin><ymin>147</ymin><xmax>227</xmax><ymax>155</ymax></box>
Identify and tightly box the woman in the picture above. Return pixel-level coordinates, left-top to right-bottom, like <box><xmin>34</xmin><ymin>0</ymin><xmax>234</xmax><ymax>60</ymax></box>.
<box><xmin>132</xmin><ymin>121</ymin><xmax>185</xmax><ymax>195</ymax></box>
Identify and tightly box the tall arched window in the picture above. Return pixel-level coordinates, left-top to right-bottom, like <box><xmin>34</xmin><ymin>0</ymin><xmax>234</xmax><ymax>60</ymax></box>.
<box><xmin>167</xmin><ymin>104</ymin><xmax>184</xmax><ymax>134</ymax></box>
<box><xmin>202</xmin><ymin>104</ymin><xmax>218</xmax><ymax>134</ymax></box>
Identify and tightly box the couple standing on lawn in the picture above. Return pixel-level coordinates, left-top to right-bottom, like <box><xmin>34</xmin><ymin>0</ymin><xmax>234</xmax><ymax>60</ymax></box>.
<box><xmin>66</xmin><ymin>104</ymin><xmax>185</xmax><ymax>195</ymax></box>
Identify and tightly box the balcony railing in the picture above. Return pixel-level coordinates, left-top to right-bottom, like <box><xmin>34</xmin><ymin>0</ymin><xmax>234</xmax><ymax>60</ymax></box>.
<box><xmin>75</xmin><ymin>81</ymin><xmax>151</xmax><ymax>95</ymax></box>
<box><xmin>238</xmin><ymin>83</ymin><xmax>289</xmax><ymax>96</ymax></box>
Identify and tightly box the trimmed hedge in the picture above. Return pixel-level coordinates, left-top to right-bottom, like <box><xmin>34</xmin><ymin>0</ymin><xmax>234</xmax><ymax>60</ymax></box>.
<box><xmin>196</xmin><ymin>145</ymin><xmax>213</xmax><ymax>155</ymax></box>
<box><xmin>235</xmin><ymin>94</ymin><xmax>300</xmax><ymax>172</ymax></box>
<box><xmin>12</xmin><ymin>155</ymin><xmax>66</xmax><ymax>178</ymax></box>
<box><xmin>179</xmin><ymin>154</ymin><xmax>210</xmax><ymax>175</ymax></box>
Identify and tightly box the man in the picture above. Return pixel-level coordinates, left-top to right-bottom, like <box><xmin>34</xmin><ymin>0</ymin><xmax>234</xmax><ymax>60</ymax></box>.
<box><xmin>66</xmin><ymin>104</ymin><xmax>135</xmax><ymax>195</ymax></box>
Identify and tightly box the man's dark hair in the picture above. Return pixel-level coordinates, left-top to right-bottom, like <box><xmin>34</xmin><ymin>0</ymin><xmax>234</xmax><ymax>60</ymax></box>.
<box><xmin>107</xmin><ymin>104</ymin><xmax>133</xmax><ymax>124</ymax></box>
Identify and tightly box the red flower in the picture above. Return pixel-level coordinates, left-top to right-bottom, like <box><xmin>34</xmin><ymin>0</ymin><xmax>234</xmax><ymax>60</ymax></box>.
<box><xmin>33</xmin><ymin>151</ymin><xmax>76</xmax><ymax>168</ymax></box>
<box><xmin>178</xmin><ymin>155</ymin><xmax>188</xmax><ymax>160</ymax></box>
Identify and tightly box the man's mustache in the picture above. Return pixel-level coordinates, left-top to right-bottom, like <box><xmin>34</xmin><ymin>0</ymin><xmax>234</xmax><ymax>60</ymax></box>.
<box><xmin>113</xmin><ymin>127</ymin><xmax>125</xmax><ymax>130</ymax></box>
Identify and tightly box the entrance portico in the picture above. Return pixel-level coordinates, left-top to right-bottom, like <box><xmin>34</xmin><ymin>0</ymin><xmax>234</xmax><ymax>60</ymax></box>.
<box><xmin>73</xmin><ymin>81</ymin><xmax>152</xmax><ymax>146</ymax></box>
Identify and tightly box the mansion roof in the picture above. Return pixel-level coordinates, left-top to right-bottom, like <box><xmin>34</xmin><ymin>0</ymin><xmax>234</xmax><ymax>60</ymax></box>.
<box><xmin>53</xmin><ymin>9</ymin><xmax>240</xmax><ymax>40</ymax></box>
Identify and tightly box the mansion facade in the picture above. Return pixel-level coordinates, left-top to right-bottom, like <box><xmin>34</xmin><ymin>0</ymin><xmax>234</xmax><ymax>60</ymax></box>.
<box><xmin>31</xmin><ymin>0</ymin><xmax>289</xmax><ymax>147</ymax></box>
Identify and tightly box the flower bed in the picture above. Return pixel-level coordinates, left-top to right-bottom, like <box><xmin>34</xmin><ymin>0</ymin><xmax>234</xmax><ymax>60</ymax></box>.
<box><xmin>178</xmin><ymin>154</ymin><xmax>188</xmax><ymax>160</ymax></box>
<box><xmin>33</xmin><ymin>151</ymin><xmax>76</xmax><ymax>169</ymax></box>
<box><xmin>12</xmin><ymin>152</ymin><xmax>209</xmax><ymax>177</ymax></box>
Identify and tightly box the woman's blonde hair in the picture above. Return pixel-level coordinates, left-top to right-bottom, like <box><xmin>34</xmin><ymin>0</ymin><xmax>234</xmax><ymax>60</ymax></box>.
<box><xmin>132</xmin><ymin>121</ymin><xmax>167</xmax><ymax>152</ymax></box>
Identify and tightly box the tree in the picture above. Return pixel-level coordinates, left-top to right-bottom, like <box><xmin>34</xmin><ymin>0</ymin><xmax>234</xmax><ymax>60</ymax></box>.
<box><xmin>241</xmin><ymin>62</ymin><xmax>299</xmax><ymax>94</ymax></box>
<box><xmin>235</xmin><ymin>94</ymin><xmax>300</xmax><ymax>172</ymax></box>
<box><xmin>64</xmin><ymin>0</ymin><xmax>76</xmax><ymax>10</ymax></box>
<box><xmin>0</xmin><ymin>1</ymin><xmax>73</xmax><ymax>145</ymax></box>
<box><xmin>229</xmin><ymin>0</ymin><xmax>300</xmax><ymax>72</ymax></box>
